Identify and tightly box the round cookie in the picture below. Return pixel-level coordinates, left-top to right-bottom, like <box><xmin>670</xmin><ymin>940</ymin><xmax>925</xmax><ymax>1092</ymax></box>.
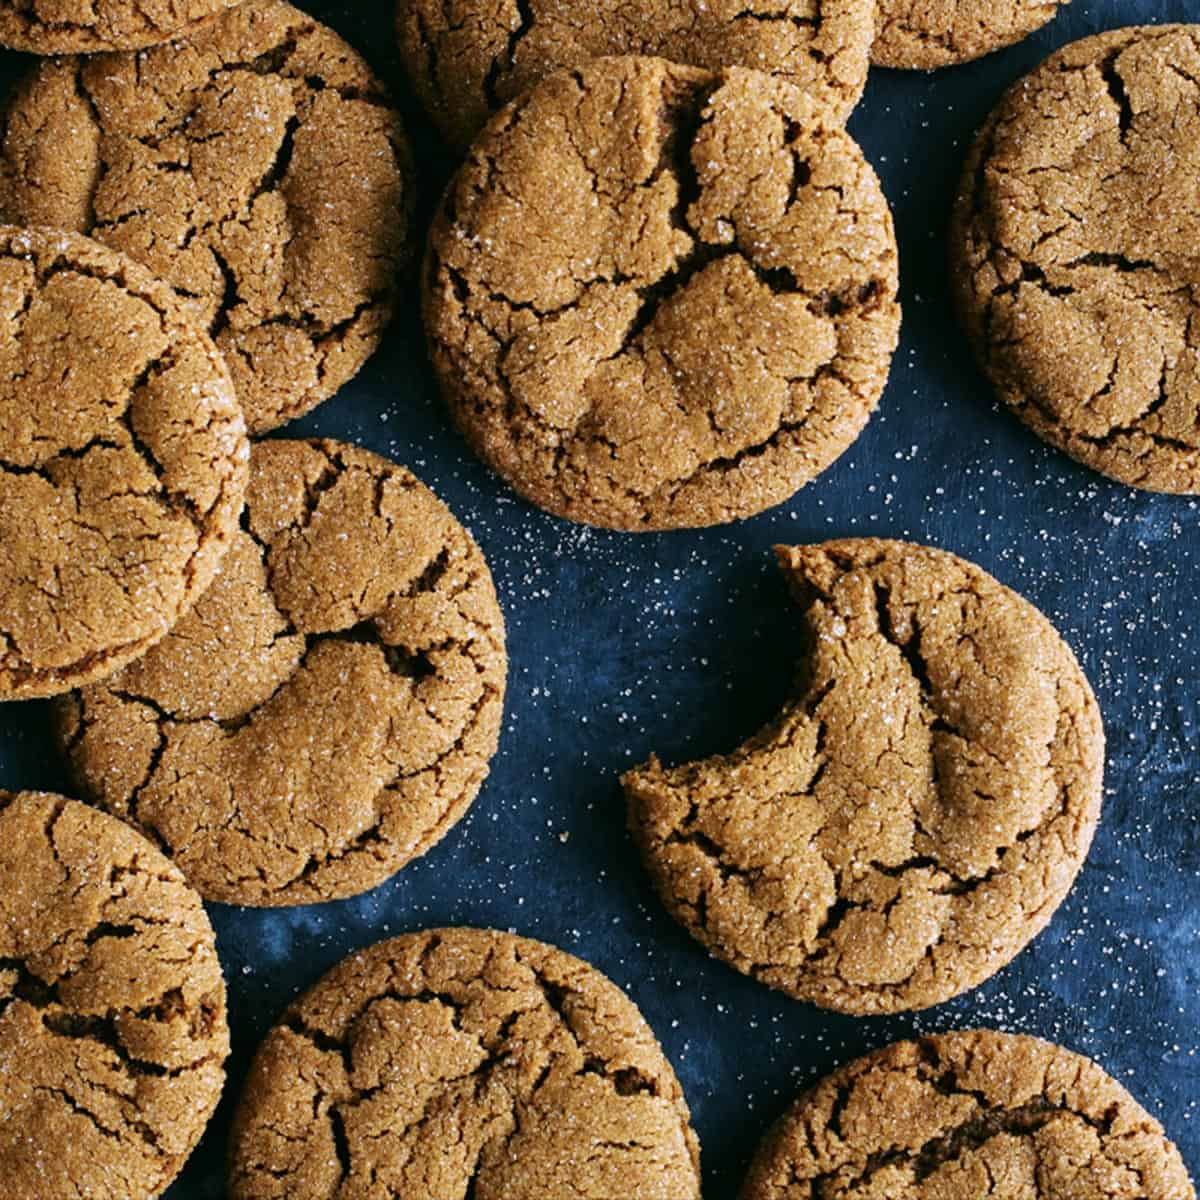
<box><xmin>952</xmin><ymin>25</ymin><xmax>1200</xmax><ymax>492</ymax></box>
<box><xmin>0</xmin><ymin>226</ymin><xmax>247</xmax><ymax>701</ymax></box>
<box><xmin>228</xmin><ymin>927</ymin><xmax>701</xmax><ymax>1200</ymax></box>
<box><xmin>624</xmin><ymin>538</ymin><xmax>1104</xmax><ymax>1015</ymax></box>
<box><xmin>57</xmin><ymin>438</ymin><xmax>507</xmax><ymax>907</ymax></box>
<box><xmin>0</xmin><ymin>0</ymin><xmax>412</xmax><ymax>435</ymax></box>
<box><xmin>398</xmin><ymin>0</ymin><xmax>875</xmax><ymax>148</ymax></box>
<box><xmin>425</xmin><ymin>57</ymin><xmax>901</xmax><ymax>532</ymax></box>
<box><xmin>0</xmin><ymin>790</ymin><xmax>230</xmax><ymax>1200</ymax></box>
<box><xmin>873</xmin><ymin>1</ymin><xmax>1067</xmax><ymax>69</ymax></box>
<box><xmin>740</xmin><ymin>1031</ymin><xmax>1196</xmax><ymax>1200</ymax></box>
<box><xmin>0</xmin><ymin>0</ymin><xmax>239</xmax><ymax>53</ymax></box>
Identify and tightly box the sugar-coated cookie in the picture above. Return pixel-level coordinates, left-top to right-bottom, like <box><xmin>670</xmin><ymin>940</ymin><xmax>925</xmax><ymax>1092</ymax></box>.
<box><xmin>0</xmin><ymin>227</ymin><xmax>247</xmax><ymax>700</ymax></box>
<box><xmin>874</xmin><ymin>0</ymin><xmax>1067</xmax><ymax>69</ymax></box>
<box><xmin>58</xmin><ymin>439</ymin><xmax>506</xmax><ymax>907</ymax></box>
<box><xmin>425</xmin><ymin>56</ymin><xmax>900</xmax><ymax>531</ymax></box>
<box><xmin>0</xmin><ymin>0</ymin><xmax>239</xmax><ymax>53</ymax></box>
<box><xmin>0</xmin><ymin>0</ymin><xmax>412</xmax><ymax>433</ymax></box>
<box><xmin>952</xmin><ymin>25</ymin><xmax>1200</xmax><ymax>491</ymax></box>
<box><xmin>228</xmin><ymin>928</ymin><xmax>701</xmax><ymax>1199</ymax></box>
<box><xmin>0</xmin><ymin>790</ymin><xmax>229</xmax><ymax>1199</ymax></box>
<box><xmin>626</xmin><ymin>539</ymin><xmax>1104</xmax><ymax>1014</ymax></box>
<box><xmin>398</xmin><ymin>0</ymin><xmax>875</xmax><ymax>147</ymax></box>
<box><xmin>740</xmin><ymin>1031</ymin><xmax>1195</xmax><ymax>1200</ymax></box>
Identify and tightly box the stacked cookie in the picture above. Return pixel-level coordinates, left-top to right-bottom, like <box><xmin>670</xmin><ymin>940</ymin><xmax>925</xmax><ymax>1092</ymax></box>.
<box><xmin>0</xmin><ymin>0</ymin><xmax>1196</xmax><ymax>1196</ymax></box>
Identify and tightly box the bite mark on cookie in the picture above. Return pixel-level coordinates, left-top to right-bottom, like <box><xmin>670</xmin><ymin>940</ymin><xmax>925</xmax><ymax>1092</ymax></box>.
<box><xmin>625</xmin><ymin>539</ymin><xmax>1104</xmax><ymax>1014</ymax></box>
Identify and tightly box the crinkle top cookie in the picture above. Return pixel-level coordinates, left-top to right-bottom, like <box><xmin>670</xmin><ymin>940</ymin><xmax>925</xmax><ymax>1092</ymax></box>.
<box><xmin>0</xmin><ymin>0</ymin><xmax>412</xmax><ymax>433</ymax></box>
<box><xmin>0</xmin><ymin>226</ymin><xmax>247</xmax><ymax>700</ymax></box>
<box><xmin>874</xmin><ymin>0</ymin><xmax>1068</xmax><ymax>69</ymax></box>
<box><xmin>228</xmin><ymin>928</ymin><xmax>701</xmax><ymax>1200</ymax></box>
<box><xmin>58</xmin><ymin>439</ymin><xmax>507</xmax><ymax>907</ymax></box>
<box><xmin>952</xmin><ymin>25</ymin><xmax>1200</xmax><ymax>492</ymax></box>
<box><xmin>425</xmin><ymin>56</ymin><xmax>900</xmax><ymax>531</ymax></box>
<box><xmin>625</xmin><ymin>539</ymin><xmax>1104</xmax><ymax>1014</ymax></box>
<box><xmin>740</xmin><ymin>1031</ymin><xmax>1196</xmax><ymax>1200</ymax></box>
<box><xmin>0</xmin><ymin>790</ymin><xmax>229</xmax><ymax>1200</ymax></box>
<box><xmin>0</xmin><ymin>0</ymin><xmax>240</xmax><ymax>53</ymax></box>
<box><xmin>397</xmin><ymin>0</ymin><xmax>875</xmax><ymax>147</ymax></box>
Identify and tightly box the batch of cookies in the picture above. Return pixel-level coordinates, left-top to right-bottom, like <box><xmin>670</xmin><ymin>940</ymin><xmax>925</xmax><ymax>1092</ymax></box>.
<box><xmin>0</xmin><ymin>0</ymin><xmax>1194</xmax><ymax>1194</ymax></box>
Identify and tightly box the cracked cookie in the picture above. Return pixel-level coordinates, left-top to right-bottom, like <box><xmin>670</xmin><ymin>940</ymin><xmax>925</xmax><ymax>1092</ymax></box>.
<box><xmin>397</xmin><ymin>0</ymin><xmax>874</xmax><ymax>149</ymax></box>
<box><xmin>228</xmin><ymin>927</ymin><xmax>702</xmax><ymax>1200</ymax></box>
<box><xmin>952</xmin><ymin>25</ymin><xmax>1200</xmax><ymax>492</ymax></box>
<box><xmin>873</xmin><ymin>1</ymin><xmax>1067</xmax><ymax>69</ymax></box>
<box><xmin>0</xmin><ymin>226</ymin><xmax>247</xmax><ymax>701</ymax></box>
<box><xmin>624</xmin><ymin>539</ymin><xmax>1104</xmax><ymax>1014</ymax></box>
<box><xmin>0</xmin><ymin>0</ymin><xmax>412</xmax><ymax>435</ymax></box>
<box><xmin>425</xmin><ymin>57</ymin><xmax>901</xmax><ymax>531</ymax></box>
<box><xmin>56</xmin><ymin>438</ymin><xmax>507</xmax><ymax>907</ymax></box>
<box><xmin>0</xmin><ymin>789</ymin><xmax>230</xmax><ymax>1200</ymax></box>
<box><xmin>0</xmin><ymin>0</ymin><xmax>239</xmax><ymax>53</ymax></box>
<box><xmin>740</xmin><ymin>1030</ymin><xmax>1196</xmax><ymax>1200</ymax></box>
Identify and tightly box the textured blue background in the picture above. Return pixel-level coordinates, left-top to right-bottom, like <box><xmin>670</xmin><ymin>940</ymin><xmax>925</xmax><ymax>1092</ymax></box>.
<box><xmin>2</xmin><ymin>1</ymin><xmax>1198</xmax><ymax>1195</ymax></box>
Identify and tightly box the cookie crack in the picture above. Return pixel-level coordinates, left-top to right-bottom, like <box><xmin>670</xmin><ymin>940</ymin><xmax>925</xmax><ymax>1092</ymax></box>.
<box><xmin>481</xmin><ymin>0</ymin><xmax>534</xmax><ymax>110</ymax></box>
<box><xmin>2</xmin><ymin>955</ymin><xmax>221</xmax><ymax>1079</ymax></box>
<box><xmin>1098</xmin><ymin>48</ymin><xmax>1136</xmax><ymax>142</ymax></box>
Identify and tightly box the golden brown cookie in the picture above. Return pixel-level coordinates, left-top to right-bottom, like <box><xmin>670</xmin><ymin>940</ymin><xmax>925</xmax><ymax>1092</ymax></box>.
<box><xmin>0</xmin><ymin>0</ymin><xmax>239</xmax><ymax>53</ymax></box>
<box><xmin>425</xmin><ymin>57</ymin><xmax>901</xmax><ymax>532</ymax></box>
<box><xmin>0</xmin><ymin>0</ymin><xmax>412</xmax><ymax>434</ymax></box>
<box><xmin>398</xmin><ymin>0</ymin><xmax>875</xmax><ymax>148</ymax></box>
<box><xmin>624</xmin><ymin>539</ymin><xmax>1104</xmax><ymax>1015</ymax></box>
<box><xmin>57</xmin><ymin>438</ymin><xmax>507</xmax><ymax>907</ymax></box>
<box><xmin>873</xmin><ymin>1</ymin><xmax>1067</xmax><ymax>69</ymax></box>
<box><xmin>952</xmin><ymin>25</ymin><xmax>1200</xmax><ymax>492</ymax></box>
<box><xmin>0</xmin><ymin>226</ymin><xmax>247</xmax><ymax>701</ymax></box>
<box><xmin>0</xmin><ymin>790</ymin><xmax>230</xmax><ymax>1200</ymax></box>
<box><xmin>740</xmin><ymin>1030</ymin><xmax>1196</xmax><ymax>1200</ymax></box>
<box><xmin>228</xmin><ymin>927</ymin><xmax>701</xmax><ymax>1200</ymax></box>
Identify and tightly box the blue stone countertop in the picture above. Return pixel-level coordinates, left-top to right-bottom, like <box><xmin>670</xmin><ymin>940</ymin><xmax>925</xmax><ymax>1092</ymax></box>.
<box><xmin>0</xmin><ymin>1</ymin><xmax>1196</xmax><ymax>1196</ymax></box>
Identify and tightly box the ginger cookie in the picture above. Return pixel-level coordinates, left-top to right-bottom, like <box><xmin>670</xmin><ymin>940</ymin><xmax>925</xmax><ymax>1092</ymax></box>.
<box><xmin>952</xmin><ymin>25</ymin><xmax>1200</xmax><ymax>492</ymax></box>
<box><xmin>0</xmin><ymin>0</ymin><xmax>239</xmax><ymax>53</ymax></box>
<box><xmin>57</xmin><ymin>438</ymin><xmax>507</xmax><ymax>907</ymax></box>
<box><xmin>624</xmin><ymin>539</ymin><xmax>1104</xmax><ymax>1015</ymax></box>
<box><xmin>0</xmin><ymin>790</ymin><xmax>230</xmax><ymax>1200</ymax></box>
<box><xmin>740</xmin><ymin>1030</ymin><xmax>1196</xmax><ymax>1200</ymax></box>
<box><xmin>228</xmin><ymin>927</ymin><xmax>701</xmax><ymax>1200</ymax></box>
<box><xmin>0</xmin><ymin>227</ymin><xmax>247</xmax><ymax>702</ymax></box>
<box><xmin>425</xmin><ymin>57</ymin><xmax>901</xmax><ymax>532</ymax></box>
<box><xmin>397</xmin><ymin>0</ymin><xmax>874</xmax><ymax>148</ymax></box>
<box><xmin>0</xmin><ymin>0</ymin><xmax>412</xmax><ymax>435</ymax></box>
<box><xmin>873</xmin><ymin>1</ymin><xmax>1067</xmax><ymax>69</ymax></box>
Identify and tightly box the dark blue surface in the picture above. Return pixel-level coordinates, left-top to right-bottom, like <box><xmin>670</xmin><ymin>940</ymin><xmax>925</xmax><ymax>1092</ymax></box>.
<box><xmin>3</xmin><ymin>1</ymin><xmax>1199</xmax><ymax>1195</ymax></box>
